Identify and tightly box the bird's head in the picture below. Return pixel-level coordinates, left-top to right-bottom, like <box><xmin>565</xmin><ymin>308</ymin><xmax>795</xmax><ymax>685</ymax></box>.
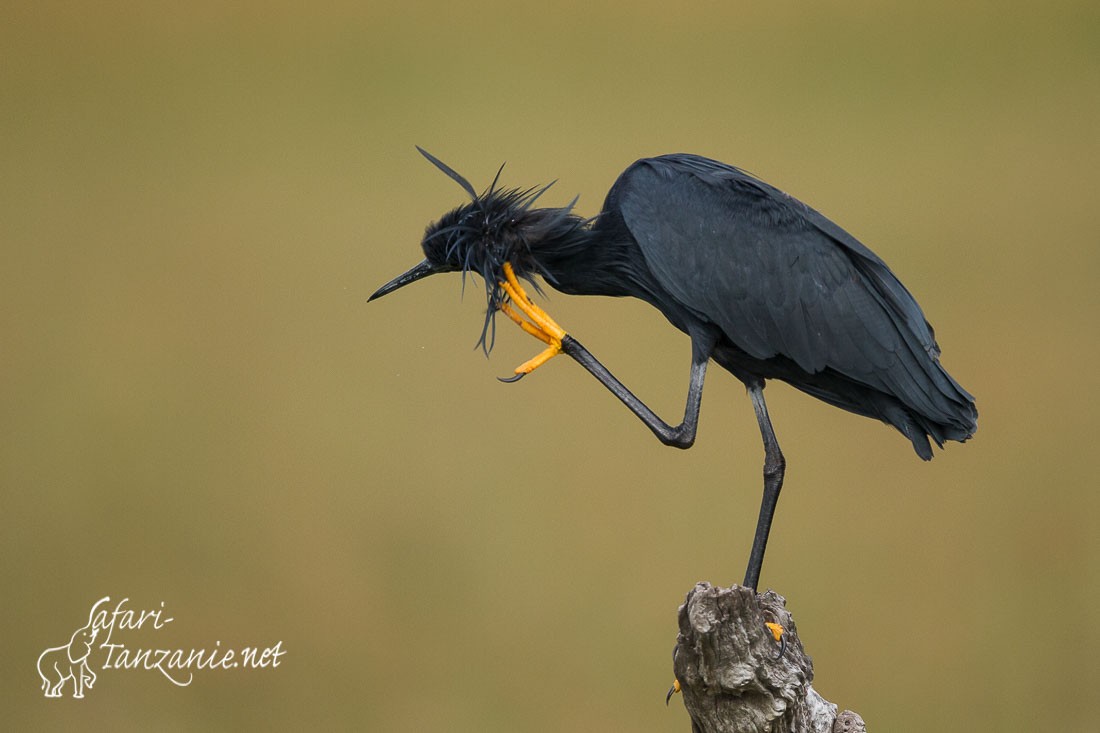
<box><xmin>370</xmin><ymin>147</ymin><xmax>584</xmax><ymax>351</ymax></box>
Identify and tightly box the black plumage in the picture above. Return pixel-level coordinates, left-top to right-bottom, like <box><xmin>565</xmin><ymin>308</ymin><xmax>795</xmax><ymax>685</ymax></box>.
<box><xmin>611</xmin><ymin>155</ymin><xmax>976</xmax><ymax>459</ymax></box>
<box><xmin>371</xmin><ymin>149</ymin><xmax>977</xmax><ymax>589</ymax></box>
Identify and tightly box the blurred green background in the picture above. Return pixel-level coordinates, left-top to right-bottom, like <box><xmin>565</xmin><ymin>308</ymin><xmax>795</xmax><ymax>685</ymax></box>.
<box><xmin>3</xmin><ymin>1</ymin><xmax>1097</xmax><ymax>730</ymax></box>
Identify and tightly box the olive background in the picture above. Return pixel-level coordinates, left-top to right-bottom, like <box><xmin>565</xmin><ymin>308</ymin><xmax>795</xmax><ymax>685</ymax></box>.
<box><xmin>3</xmin><ymin>2</ymin><xmax>1097</xmax><ymax>730</ymax></box>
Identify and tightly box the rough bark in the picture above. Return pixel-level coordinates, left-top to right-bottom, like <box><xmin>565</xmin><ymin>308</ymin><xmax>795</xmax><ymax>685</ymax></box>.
<box><xmin>671</xmin><ymin>582</ymin><xmax>866</xmax><ymax>733</ymax></box>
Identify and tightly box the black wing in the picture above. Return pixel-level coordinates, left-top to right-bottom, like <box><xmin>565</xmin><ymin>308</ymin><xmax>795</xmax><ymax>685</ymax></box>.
<box><xmin>614</xmin><ymin>154</ymin><xmax>975</xmax><ymax>432</ymax></box>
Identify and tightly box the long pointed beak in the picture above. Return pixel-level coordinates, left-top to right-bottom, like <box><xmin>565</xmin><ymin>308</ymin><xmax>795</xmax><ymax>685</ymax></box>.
<box><xmin>369</xmin><ymin>259</ymin><xmax>440</xmax><ymax>301</ymax></box>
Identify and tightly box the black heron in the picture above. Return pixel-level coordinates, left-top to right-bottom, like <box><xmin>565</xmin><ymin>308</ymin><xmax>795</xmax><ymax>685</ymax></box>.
<box><xmin>371</xmin><ymin>148</ymin><xmax>977</xmax><ymax>591</ymax></box>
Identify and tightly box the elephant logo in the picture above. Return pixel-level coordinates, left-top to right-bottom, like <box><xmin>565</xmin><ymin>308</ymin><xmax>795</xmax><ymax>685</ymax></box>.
<box><xmin>37</xmin><ymin>597</ymin><xmax>108</xmax><ymax>699</ymax></box>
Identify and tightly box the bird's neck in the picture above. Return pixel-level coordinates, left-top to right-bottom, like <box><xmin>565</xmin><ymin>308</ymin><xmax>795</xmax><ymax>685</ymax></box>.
<box><xmin>532</xmin><ymin>226</ymin><xmax>618</xmax><ymax>296</ymax></box>
<box><xmin>532</xmin><ymin>211</ymin><xmax>647</xmax><ymax>299</ymax></box>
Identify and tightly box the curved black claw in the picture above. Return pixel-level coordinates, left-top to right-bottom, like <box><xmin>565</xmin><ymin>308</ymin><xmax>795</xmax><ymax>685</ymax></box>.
<box><xmin>665</xmin><ymin>680</ymin><xmax>680</xmax><ymax>705</ymax></box>
<box><xmin>775</xmin><ymin>633</ymin><xmax>786</xmax><ymax>660</ymax></box>
<box><xmin>498</xmin><ymin>372</ymin><xmax>526</xmax><ymax>383</ymax></box>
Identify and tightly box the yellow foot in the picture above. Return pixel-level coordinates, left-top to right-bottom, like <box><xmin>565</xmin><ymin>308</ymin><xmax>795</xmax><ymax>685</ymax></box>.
<box><xmin>765</xmin><ymin>622</ymin><xmax>787</xmax><ymax>659</ymax></box>
<box><xmin>665</xmin><ymin>678</ymin><xmax>681</xmax><ymax>705</ymax></box>
<box><xmin>497</xmin><ymin>262</ymin><xmax>569</xmax><ymax>380</ymax></box>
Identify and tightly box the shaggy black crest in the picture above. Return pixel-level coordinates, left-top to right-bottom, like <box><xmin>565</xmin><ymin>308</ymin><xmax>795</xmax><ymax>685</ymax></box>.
<box><xmin>416</xmin><ymin>146</ymin><xmax>586</xmax><ymax>352</ymax></box>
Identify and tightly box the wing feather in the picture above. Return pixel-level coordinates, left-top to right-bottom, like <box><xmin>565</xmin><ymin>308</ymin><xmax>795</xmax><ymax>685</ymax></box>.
<box><xmin>615</xmin><ymin>155</ymin><xmax>971</xmax><ymax>421</ymax></box>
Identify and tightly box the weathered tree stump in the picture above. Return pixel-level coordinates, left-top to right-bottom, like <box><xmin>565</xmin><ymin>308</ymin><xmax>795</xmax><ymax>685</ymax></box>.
<box><xmin>671</xmin><ymin>582</ymin><xmax>866</xmax><ymax>733</ymax></box>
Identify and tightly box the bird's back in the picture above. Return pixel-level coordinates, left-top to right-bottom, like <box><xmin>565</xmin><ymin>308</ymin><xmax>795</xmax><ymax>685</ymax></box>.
<box><xmin>603</xmin><ymin>153</ymin><xmax>976</xmax><ymax>458</ymax></box>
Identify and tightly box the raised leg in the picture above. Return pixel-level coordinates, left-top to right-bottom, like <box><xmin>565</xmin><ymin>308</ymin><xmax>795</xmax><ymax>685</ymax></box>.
<box><xmin>497</xmin><ymin>261</ymin><xmax>716</xmax><ymax>448</ymax></box>
<box><xmin>744</xmin><ymin>382</ymin><xmax>786</xmax><ymax>591</ymax></box>
<box><xmin>561</xmin><ymin>335</ymin><xmax>710</xmax><ymax>449</ymax></box>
